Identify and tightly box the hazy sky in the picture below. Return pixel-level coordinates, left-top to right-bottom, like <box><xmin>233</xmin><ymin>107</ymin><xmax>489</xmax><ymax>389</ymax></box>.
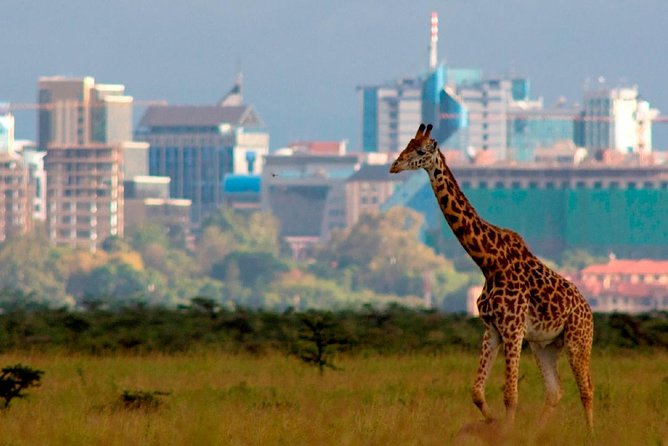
<box><xmin>3</xmin><ymin>0</ymin><xmax>668</xmax><ymax>149</ymax></box>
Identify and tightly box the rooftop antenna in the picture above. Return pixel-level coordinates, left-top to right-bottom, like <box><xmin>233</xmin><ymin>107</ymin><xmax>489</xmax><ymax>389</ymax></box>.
<box><xmin>429</xmin><ymin>12</ymin><xmax>439</xmax><ymax>71</ymax></box>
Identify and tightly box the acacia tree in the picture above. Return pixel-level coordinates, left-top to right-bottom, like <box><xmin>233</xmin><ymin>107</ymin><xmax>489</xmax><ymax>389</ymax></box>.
<box><xmin>0</xmin><ymin>364</ymin><xmax>44</xmax><ymax>409</ymax></box>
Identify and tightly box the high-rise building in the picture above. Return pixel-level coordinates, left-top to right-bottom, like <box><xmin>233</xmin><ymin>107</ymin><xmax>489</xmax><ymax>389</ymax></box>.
<box><xmin>358</xmin><ymin>78</ymin><xmax>423</xmax><ymax>153</ymax></box>
<box><xmin>20</xmin><ymin>146</ymin><xmax>47</xmax><ymax>222</ymax></box>
<box><xmin>457</xmin><ymin>78</ymin><xmax>514</xmax><ymax>161</ymax></box>
<box><xmin>45</xmin><ymin>144</ymin><xmax>123</xmax><ymax>251</ymax></box>
<box><xmin>0</xmin><ymin>112</ymin><xmax>15</xmax><ymax>154</ymax></box>
<box><xmin>37</xmin><ymin>76</ymin><xmax>133</xmax><ymax>148</ymax></box>
<box><xmin>38</xmin><ymin>76</ymin><xmax>149</xmax><ymax>248</ymax></box>
<box><xmin>582</xmin><ymin>85</ymin><xmax>659</xmax><ymax>156</ymax></box>
<box><xmin>0</xmin><ymin>114</ymin><xmax>33</xmax><ymax>240</ymax></box>
<box><xmin>358</xmin><ymin>13</ymin><xmax>441</xmax><ymax>154</ymax></box>
<box><xmin>422</xmin><ymin>66</ymin><xmax>482</xmax><ymax>150</ymax></box>
<box><xmin>0</xmin><ymin>154</ymin><xmax>32</xmax><ymax>242</ymax></box>
<box><xmin>135</xmin><ymin>76</ymin><xmax>269</xmax><ymax>223</ymax></box>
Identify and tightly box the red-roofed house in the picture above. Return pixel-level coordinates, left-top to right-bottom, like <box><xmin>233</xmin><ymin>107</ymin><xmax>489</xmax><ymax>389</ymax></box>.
<box><xmin>577</xmin><ymin>259</ymin><xmax>668</xmax><ymax>313</ymax></box>
<box><xmin>288</xmin><ymin>140</ymin><xmax>347</xmax><ymax>156</ymax></box>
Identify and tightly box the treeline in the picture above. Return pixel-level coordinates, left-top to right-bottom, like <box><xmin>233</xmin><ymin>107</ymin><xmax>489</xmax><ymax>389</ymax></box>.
<box><xmin>0</xmin><ymin>208</ymin><xmax>480</xmax><ymax>312</ymax></box>
<box><xmin>0</xmin><ymin>301</ymin><xmax>666</xmax><ymax>354</ymax></box>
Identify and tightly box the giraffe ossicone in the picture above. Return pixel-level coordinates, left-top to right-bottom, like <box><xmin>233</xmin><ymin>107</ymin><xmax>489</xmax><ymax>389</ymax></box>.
<box><xmin>390</xmin><ymin>123</ymin><xmax>594</xmax><ymax>430</ymax></box>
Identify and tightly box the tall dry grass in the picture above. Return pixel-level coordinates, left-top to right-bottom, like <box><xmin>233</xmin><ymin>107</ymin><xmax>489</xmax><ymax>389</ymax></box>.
<box><xmin>0</xmin><ymin>350</ymin><xmax>666</xmax><ymax>445</ymax></box>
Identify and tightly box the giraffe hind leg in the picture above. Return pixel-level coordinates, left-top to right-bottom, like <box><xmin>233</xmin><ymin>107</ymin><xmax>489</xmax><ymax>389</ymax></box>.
<box><xmin>529</xmin><ymin>340</ymin><xmax>563</xmax><ymax>427</ymax></box>
<box><xmin>565</xmin><ymin>317</ymin><xmax>594</xmax><ymax>430</ymax></box>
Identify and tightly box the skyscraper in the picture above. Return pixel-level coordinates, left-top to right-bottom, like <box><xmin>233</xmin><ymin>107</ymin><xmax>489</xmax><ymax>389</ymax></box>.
<box><xmin>39</xmin><ymin>76</ymin><xmax>131</xmax><ymax>250</ymax></box>
<box><xmin>37</xmin><ymin>76</ymin><xmax>133</xmax><ymax>148</ymax></box>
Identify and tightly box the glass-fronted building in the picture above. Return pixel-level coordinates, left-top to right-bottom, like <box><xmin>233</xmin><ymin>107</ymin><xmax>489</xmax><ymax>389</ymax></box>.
<box><xmin>135</xmin><ymin>104</ymin><xmax>268</xmax><ymax>224</ymax></box>
<box><xmin>507</xmin><ymin>108</ymin><xmax>577</xmax><ymax>162</ymax></box>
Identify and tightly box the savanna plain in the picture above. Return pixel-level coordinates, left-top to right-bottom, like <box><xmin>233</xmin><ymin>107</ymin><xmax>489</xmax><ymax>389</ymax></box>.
<box><xmin>0</xmin><ymin>350</ymin><xmax>666</xmax><ymax>446</ymax></box>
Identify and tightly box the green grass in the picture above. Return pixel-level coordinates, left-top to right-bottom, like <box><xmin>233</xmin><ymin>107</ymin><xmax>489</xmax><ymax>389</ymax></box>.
<box><xmin>0</xmin><ymin>350</ymin><xmax>666</xmax><ymax>445</ymax></box>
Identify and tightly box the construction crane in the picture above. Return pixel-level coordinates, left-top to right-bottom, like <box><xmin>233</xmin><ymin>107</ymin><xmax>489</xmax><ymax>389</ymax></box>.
<box><xmin>0</xmin><ymin>99</ymin><xmax>168</xmax><ymax>112</ymax></box>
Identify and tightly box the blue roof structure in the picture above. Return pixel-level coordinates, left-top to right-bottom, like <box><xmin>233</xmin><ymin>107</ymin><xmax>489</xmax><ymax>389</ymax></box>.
<box><xmin>222</xmin><ymin>174</ymin><xmax>261</xmax><ymax>194</ymax></box>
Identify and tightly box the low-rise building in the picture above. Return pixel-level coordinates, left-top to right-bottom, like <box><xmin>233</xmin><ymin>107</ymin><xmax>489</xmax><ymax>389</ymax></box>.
<box><xmin>222</xmin><ymin>174</ymin><xmax>261</xmax><ymax>211</ymax></box>
<box><xmin>124</xmin><ymin>175</ymin><xmax>191</xmax><ymax>245</ymax></box>
<box><xmin>261</xmin><ymin>152</ymin><xmax>360</xmax><ymax>257</ymax></box>
<box><xmin>578</xmin><ymin>259</ymin><xmax>668</xmax><ymax>313</ymax></box>
<box><xmin>345</xmin><ymin>163</ymin><xmax>410</xmax><ymax>227</ymax></box>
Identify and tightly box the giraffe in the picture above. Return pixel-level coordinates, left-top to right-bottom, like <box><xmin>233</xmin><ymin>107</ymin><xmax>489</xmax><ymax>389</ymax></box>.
<box><xmin>390</xmin><ymin>123</ymin><xmax>594</xmax><ymax>430</ymax></box>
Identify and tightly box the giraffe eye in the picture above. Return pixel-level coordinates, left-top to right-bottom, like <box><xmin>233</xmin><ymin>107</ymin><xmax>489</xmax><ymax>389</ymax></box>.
<box><xmin>416</xmin><ymin>149</ymin><xmax>425</xmax><ymax>156</ymax></box>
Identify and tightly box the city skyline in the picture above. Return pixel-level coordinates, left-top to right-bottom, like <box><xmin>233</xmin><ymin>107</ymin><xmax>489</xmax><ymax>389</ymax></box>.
<box><xmin>2</xmin><ymin>0</ymin><xmax>668</xmax><ymax>149</ymax></box>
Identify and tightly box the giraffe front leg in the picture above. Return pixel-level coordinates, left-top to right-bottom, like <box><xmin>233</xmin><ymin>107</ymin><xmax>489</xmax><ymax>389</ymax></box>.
<box><xmin>472</xmin><ymin>326</ymin><xmax>500</xmax><ymax>421</ymax></box>
<box><xmin>502</xmin><ymin>336</ymin><xmax>523</xmax><ymax>425</ymax></box>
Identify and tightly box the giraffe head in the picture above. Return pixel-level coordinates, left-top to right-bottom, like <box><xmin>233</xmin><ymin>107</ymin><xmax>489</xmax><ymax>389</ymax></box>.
<box><xmin>389</xmin><ymin>123</ymin><xmax>439</xmax><ymax>173</ymax></box>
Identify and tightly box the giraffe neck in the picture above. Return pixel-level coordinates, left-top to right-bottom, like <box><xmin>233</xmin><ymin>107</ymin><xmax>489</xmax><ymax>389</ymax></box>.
<box><xmin>426</xmin><ymin>152</ymin><xmax>506</xmax><ymax>273</ymax></box>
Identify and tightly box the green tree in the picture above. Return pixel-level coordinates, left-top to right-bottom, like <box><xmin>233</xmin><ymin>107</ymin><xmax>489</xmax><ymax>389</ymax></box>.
<box><xmin>81</xmin><ymin>260</ymin><xmax>162</xmax><ymax>305</ymax></box>
<box><xmin>211</xmin><ymin>251</ymin><xmax>289</xmax><ymax>289</ymax></box>
<box><xmin>560</xmin><ymin>249</ymin><xmax>608</xmax><ymax>273</ymax></box>
<box><xmin>315</xmin><ymin>208</ymin><xmax>468</xmax><ymax>299</ymax></box>
<box><xmin>195</xmin><ymin>226</ymin><xmax>235</xmax><ymax>273</ymax></box>
<box><xmin>129</xmin><ymin>224</ymin><xmax>170</xmax><ymax>251</ymax></box>
<box><xmin>201</xmin><ymin>209</ymin><xmax>280</xmax><ymax>255</ymax></box>
<box><xmin>0</xmin><ymin>234</ymin><xmax>70</xmax><ymax>307</ymax></box>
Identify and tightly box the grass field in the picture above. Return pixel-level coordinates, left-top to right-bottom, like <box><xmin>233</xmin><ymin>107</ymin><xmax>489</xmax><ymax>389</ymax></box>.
<box><xmin>0</xmin><ymin>350</ymin><xmax>666</xmax><ymax>445</ymax></box>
